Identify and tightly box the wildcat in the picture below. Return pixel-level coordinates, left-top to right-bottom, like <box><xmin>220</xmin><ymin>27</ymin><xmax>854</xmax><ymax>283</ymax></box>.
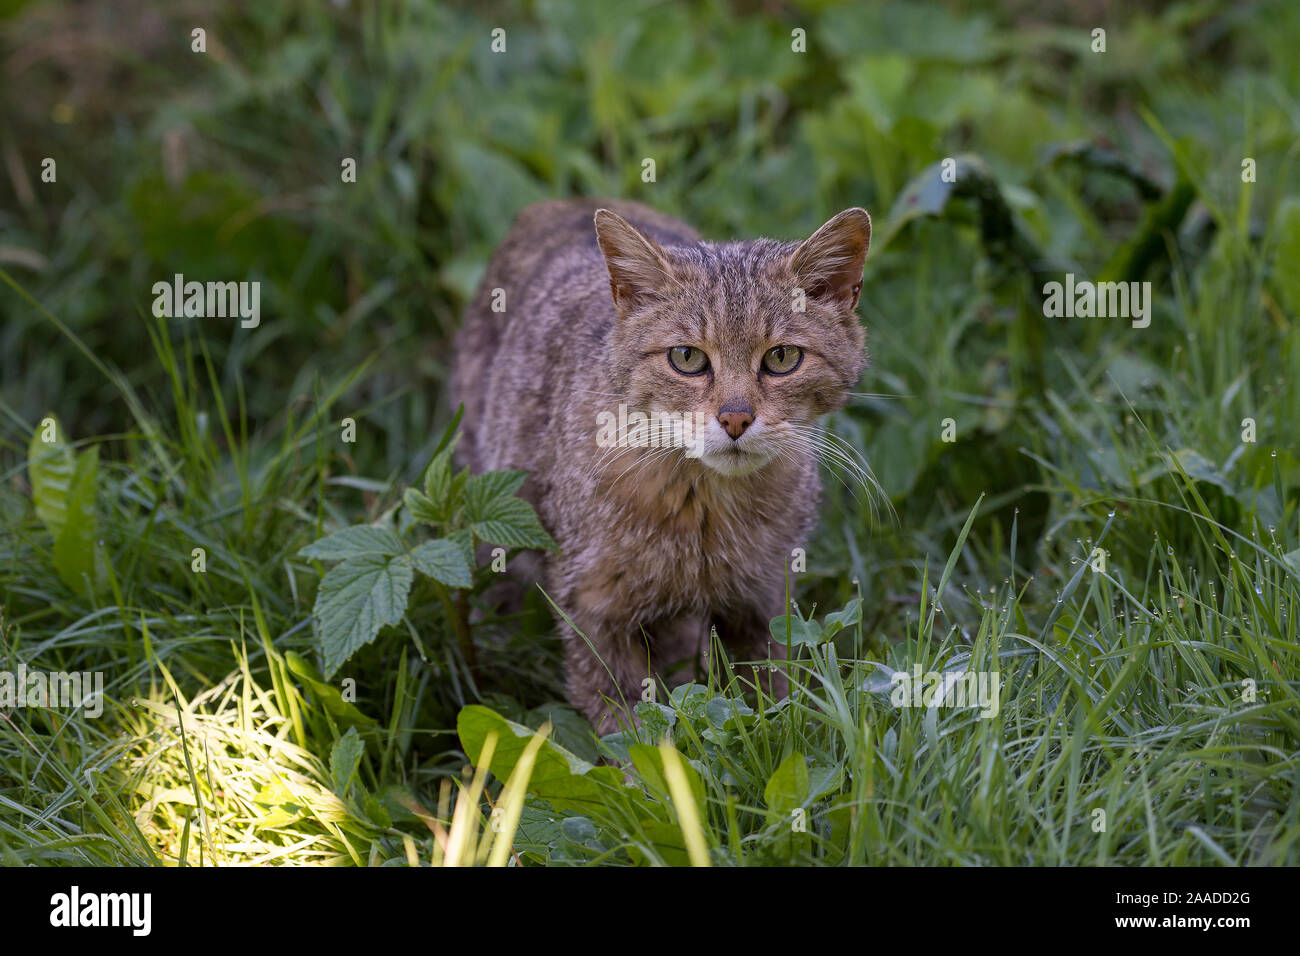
<box><xmin>451</xmin><ymin>199</ymin><xmax>871</xmax><ymax>734</ymax></box>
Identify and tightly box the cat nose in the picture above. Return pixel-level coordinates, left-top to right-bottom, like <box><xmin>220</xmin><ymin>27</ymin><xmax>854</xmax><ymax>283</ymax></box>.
<box><xmin>717</xmin><ymin>403</ymin><xmax>754</xmax><ymax>439</ymax></box>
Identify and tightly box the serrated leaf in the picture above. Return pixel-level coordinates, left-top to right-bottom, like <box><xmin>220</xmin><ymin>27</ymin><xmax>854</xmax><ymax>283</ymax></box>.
<box><xmin>469</xmin><ymin>495</ymin><xmax>557</xmax><ymax>550</ymax></box>
<box><xmin>330</xmin><ymin>726</ymin><xmax>365</xmax><ymax>798</ymax></box>
<box><xmin>448</xmin><ymin>470</ymin><xmax>468</xmax><ymax>514</ymax></box>
<box><xmin>422</xmin><ymin>441</ymin><xmax>459</xmax><ymax>506</ymax></box>
<box><xmin>410</xmin><ymin>537</ymin><xmax>473</xmax><ymax>588</ymax></box>
<box><xmin>402</xmin><ymin>488</ymin><xmax>443</xmax><ymax>524</ymax></box>
<box><xmin>300</xmin><ymin>525</ymin><xmax>404</xmax><ymax>561</ymax></box>
<box><xmin>464</xmin><ymin>470</ymin><xmax>529</xmax><ymax>515</ymax></box>
<box><xmin>27</xmin><ymin>414</ymin><xmax>75</xmax><ymax>538</ymax></box>
<box><xmin>446</xmin><ymin>528</ymin><xmax>475</xmax><ymax>565</ymax></box>
<box><xmin>362</xmin><ymin>792</ymin><xmax>391</xmax><ymax>828</ymax></box>
<box><xmin>315</xmin><ymin>553</ymin><xmax>413</xmax><ymax>676</ymax></box>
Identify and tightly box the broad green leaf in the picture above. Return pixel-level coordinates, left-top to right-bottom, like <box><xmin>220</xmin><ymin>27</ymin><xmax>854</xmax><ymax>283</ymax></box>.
<box><xmin>52</xmin><ymin>445</ymin><xmax>104</xmax><ymax>595</ymax></box>
<box><xmin>27</xmin><ymin>413</ymin><xmax>75</xmax><ymax>538</ymax></box>
<box><xmin>763</xmin><ymin>751</ymin><xmax>810</xmax><ymax>823</ymax></box>
<box><xmin>634</xmin><ymin>701</ymin><xmax>676</xmax><ymax>740</ymax></box>
<box><xmin>1042</xmin><ymin>141</ymin><xmax>1163</xmax><ymax>200</ymax></box>
<box><xmin>704</xmin><ymin>695</ymin><xmax>754</xmax><ymax>730</ymax></box>
<box><xmin>329</xmin><ymin>726</ymin><xmax>365</xmax><ymax>798</ymax></box>
<box><xmin>1098</xmin><ymin>172</ymin><xmax>1195</xmax><ymax>284</ymax></box>
<box><xmin>1281</xmin><ymin>549</ymin><xmax>1300</xmax><ymax>580</ymax></box>
<box><xmin>460</xmin><ymin>703</ymin><xmax>593</xmax><ymax>778</ymax></box>
<box><xmin>1139</xmin><ymin>449</ymin><xmax>1235</xmax><ymax>497</ymax></box>
<box><xmin>410</xmin><ymin>537</ymin><xmax>473</xmax><ymax>588</ymax></box>
<box><xmin>628</xmin><ymin>742</ymin><xmax>706</xmax><ymax>810</ymax></box>
<box><xmin>523</xmin><ymin>703</ymin><xmax>603</xmax><ymax>765</ymax></box>
<box><xmin>1273</xmin><ymin>198</ymin><xmax>1300</xmax><ymax>318</ymax></box>
<box><xmin>457</xmin><ymin>705</ymin><xmax>632</xmax><ymax>817</ymax></box>
<box><xmin>560</xmin><ymin>815</ymin><xmax>599</xmax><ymax>844</ymax></box>
<box><xmin>821</xmin><ymin>598</ymin><xmax>862</xmax><ymax>640</ymax></box>
<box><xmin>808</xmin><ymin>762</ymin><xmax>844</xmax><ymax>801</ymax></box>
<box><xmin>469</xmin><ymin>495</ymin><xmax>557</xmax><ymax>550</ymax></box>
<box><xmin>315</xmin><ymin>553</ymin><xmax>413</xmax><ymax>676</ymax></box>
<box><xmin>668</xmin><ymin>683</ymin><xmax>714</xmax><ymax>723</ymax></box>
<box><xmin>628</xmin><ymin>819</ymin><xmax>692</xmax><ymax>867</ymax></box>
<box><xmin>768</xmin><ymin>608</ymin><xmax>822</xmax><ymax>645</ymax></box>
<box><xmin>300</xmin><ymin>525</ymin><xmax>404</xmax><ymax>561</ymax></box>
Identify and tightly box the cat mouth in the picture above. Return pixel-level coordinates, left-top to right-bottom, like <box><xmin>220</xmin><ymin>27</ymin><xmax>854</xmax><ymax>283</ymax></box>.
<box><xmin>699</xmin><ymin>443</ymin><xmax>771</xmax><ymax>477</ymax></box>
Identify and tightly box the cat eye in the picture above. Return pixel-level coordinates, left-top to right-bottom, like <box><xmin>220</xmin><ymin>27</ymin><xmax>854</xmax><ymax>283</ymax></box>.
<box><xmin>668</xmin><ymin>346</ymin><xmax>709</xmax><ymax>375</ymax></box>
<box><xmin>762</xmin><ymin>345</ymin><xmax>803</xmax><ymax>375</ymax></box>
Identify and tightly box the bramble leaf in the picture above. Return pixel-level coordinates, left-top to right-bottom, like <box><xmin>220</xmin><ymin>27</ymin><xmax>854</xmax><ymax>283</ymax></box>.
<box><xmin>410</xmin><ymin>537</ymin><xmax>473</xmax><ymax>588</ymax></box>
<box><xmin>315</xmin><ymin>553</ymin><xmax>413</xmax><ymax>676</ymax></box>
<box><xmin>300</xmin><ymin>525</ymin><xmax>404</xmax><ymax>561</ymax></box>
<box><xmin>467</xmin><ymin>495</ymin><xmax>556</xmax><ymax>550</ymax></box>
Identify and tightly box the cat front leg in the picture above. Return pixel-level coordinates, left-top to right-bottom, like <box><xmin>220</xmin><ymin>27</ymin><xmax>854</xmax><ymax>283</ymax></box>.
<box><xmin>560</xmin><ymin>610</ymin><xmax>652</xmax><ymax>736</ymax></box>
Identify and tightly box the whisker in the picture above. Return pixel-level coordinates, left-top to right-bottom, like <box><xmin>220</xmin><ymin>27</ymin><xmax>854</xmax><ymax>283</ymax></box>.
<box><xmin>846</xmin><ymin>391</ymin><xmax>909</xmax><ymax>401</ymax></box>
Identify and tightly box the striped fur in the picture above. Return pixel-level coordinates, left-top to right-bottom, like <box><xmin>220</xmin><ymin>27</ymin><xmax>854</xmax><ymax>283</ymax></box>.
<box><xmin>451</xmin><ymin>199</ymin><xmax>870</xmax><ymax>732</ymax></box>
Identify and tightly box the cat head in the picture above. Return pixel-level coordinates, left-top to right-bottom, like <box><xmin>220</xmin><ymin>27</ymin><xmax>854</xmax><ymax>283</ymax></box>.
<box><xmin>594</xmin><ymin>207</ymin><xmax>870</xmax><ymax>477</ymax></box>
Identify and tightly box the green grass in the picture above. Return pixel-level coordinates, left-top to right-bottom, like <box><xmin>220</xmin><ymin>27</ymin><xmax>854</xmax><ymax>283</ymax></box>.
<box><xmin>1</xmin><ymin>0</ymin><xmax>1299</xmax><ymax>865</ymax></box>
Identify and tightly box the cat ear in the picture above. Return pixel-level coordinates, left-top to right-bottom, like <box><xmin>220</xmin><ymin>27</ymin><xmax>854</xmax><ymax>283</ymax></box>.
<box><xmin>790</xmin><ymin>208</ymin><xmax>871</xmax><ymax>311</ymax></box>
<box><xmin>594</xmin><ymin>209</ymin><xmax>672</xmax><ymax>312</ymax></box>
